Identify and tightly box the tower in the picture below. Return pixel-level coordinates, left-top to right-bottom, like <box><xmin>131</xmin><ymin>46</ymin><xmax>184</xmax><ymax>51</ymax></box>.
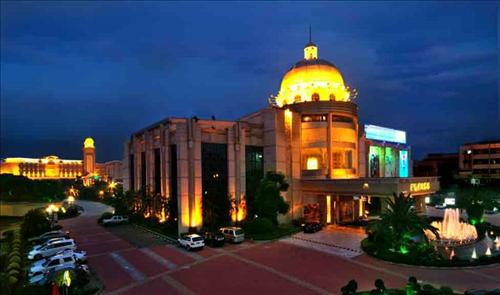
<box><xmin>82</xmin><ymin>137</ymin><xmax>96</xmax><ymax>176</ymax></box>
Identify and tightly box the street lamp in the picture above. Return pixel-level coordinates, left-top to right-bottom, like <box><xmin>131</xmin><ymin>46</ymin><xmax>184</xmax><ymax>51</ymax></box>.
<box><xmin>98</xmin><ymin>190</ymin><xmax>104</xmax><ymax>199</ymax></box>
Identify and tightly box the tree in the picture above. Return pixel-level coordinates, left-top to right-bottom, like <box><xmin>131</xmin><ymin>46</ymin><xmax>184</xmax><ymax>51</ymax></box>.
<box><xmin>254</xmin><ymin>171</ymin><xmax>290</xmax><ymax>225</ymax></box>
<box><xmin>366</xmin><ymin>193</ymin><xmax>438</xmax><ymax>253</ymax></box>
<box><xmin>21</xmin><ymin>208</ymin><xmax>51</xmax><ymax>239</ymax></box>
<box><xmin>456</xmin><ymin>187</ymin><xmax>497</xmax><ymax>225</ymax></box>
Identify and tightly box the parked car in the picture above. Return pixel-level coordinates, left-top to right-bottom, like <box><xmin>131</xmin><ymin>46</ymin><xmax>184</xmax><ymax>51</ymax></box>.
<box><xmin>29</xmin><ymin>254</ymin><xmax>78</xmax><ymax>277</ymax></box>
<box><xmin>28</xmin><ymin>230</ymin><xmax>70</xmax><ymax>244</ymax></box>
<box><xmin>101</xmin><ymin>215</ymin><xmax>129</xmax><ymax>226</ymax></box>
<box><xmin>31</xmin><ymin>237</ymin><xmax>72</xmax><ymax>251</ymax></box>
<box><xmin>219</xmin><ymin>227</ymin><xmax>245</xmax><ymax>243</ymax></box>
<box><xmin>28</xmin><ymin>240</ymin><xmax>76</xmax><ymax>260</ymax></box>
<box><xmin>435</xmin><ymin>203</ymin><xmax>446</xmax><ymax>209</ymax></box>
<box><xmin>29</xmin><ymin>264</ymin><xmax>89</xmax><ymax>286</ymax></box>
<box><xmin>178</xmin><ymin>234</ymin><xmax>205</xmax><ymax>250</ymax></box>
<box><xmin>203</xmin><ymin>231</ymin><xmax>225</xmax><ymax>247</ymax></box>
<box><xmin>30</xmin><ymin>250</ymin><xmax>87</xmax><ymax>272</ymax></box>
<box><xmin>303</xmin><ymin>222</ymin><xmax>322</xmax><ymax>233</ymax></box>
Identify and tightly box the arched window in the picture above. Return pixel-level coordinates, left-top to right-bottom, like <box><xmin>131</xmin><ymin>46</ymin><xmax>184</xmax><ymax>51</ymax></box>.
<box><xmin>294</xmin><ymin>95</ymin><xmax>301</xmax><ymax>102</ymax></box>
<box><xmin>312</xmin><ymin>93</ymin><xmax>320</xmax><ymax>102</ymax></box>
<box><xmin>329</xmin><ymin>94</ymin><xmax>336</xmax><ymax>101</ymax></box>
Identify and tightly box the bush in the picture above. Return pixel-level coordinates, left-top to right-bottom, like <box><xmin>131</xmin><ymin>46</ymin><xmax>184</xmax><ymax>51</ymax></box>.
<box><xmin>245</xmin><ymin>217</ymin><xmax>275</xmax><ymax>234</ymax></box>
<box><xmin>21</xmin><ymin>209</ymin><xmax>51</xmax><ymax>239</ymax></box>
<box><xmin>7</xmin><ymin>262</ymin><xmax>20</xmax><ymax>271</ymax></box>
<box><xmin>9</xmin><ymin>256</ymin><xmax>21</xmax><ymax>264</ymax></box>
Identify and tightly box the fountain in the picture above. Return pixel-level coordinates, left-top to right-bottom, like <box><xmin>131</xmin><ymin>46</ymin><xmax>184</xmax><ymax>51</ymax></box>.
<box><xmin>425</xmin><ymin>208</ymin><xmax>478</xmax><ymax>246</ymax></box>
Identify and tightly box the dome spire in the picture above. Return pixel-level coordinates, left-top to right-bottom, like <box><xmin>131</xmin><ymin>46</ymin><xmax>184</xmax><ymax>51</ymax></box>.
<box><xmin>304</xmin><ymin>26</ymin><xmax>318</xmax><ymax>60</ymax></box>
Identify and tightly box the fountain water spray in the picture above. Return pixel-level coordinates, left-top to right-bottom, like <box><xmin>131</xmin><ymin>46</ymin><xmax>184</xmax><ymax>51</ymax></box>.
<box><xmin>425</xmin><ymin>208</ymin><xmax>477</xmax><ymax>246</ymax></box>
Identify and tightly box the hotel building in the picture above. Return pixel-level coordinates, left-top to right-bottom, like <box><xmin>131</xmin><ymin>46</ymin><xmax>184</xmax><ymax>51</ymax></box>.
<box><xmin>1</xmin><ymin>137</ymin><xmax>123</xmax><ymax>182</ymax></box>
<box><xmin>124</xmin><ymin>40</ymin><xmax>439</xmax><ymax>233</ymax></box>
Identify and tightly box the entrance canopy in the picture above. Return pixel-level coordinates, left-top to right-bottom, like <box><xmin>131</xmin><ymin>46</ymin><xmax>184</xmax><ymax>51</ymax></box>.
<box><xmin>302</xmin><ymin>176</ymin><xmax>439</xmax><ymax>197</ymax></box>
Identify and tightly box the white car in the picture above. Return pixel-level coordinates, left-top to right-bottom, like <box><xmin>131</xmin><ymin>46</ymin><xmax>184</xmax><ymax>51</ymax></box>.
<box><xmin>30</xmin><ymin>250</ymin><xmax>87</xmax><ymax>271</ymax></box>
<box><xmin>178</xmin><ymin>234</ymin><xmax>205</xmax><ymax>250</ymax></box>
<box><xmin>29</xmin><ymin>255</ymin><xmax>77</xmax><ymax>277</ymax></box>
<box><xmin>31</xmin><ymin>237</ymin><xmax>71</xmax><ymax>251</ymax></box>
<box><xmin>28</xmin><ymin>230</ymin><xmax>69</xmax><ymax>244</ymax></box>
<box><xmin>102</xmin><ymin>215</ymin><xmax>129</xmax><ymax>226</ymax></box>
<box><xmin>28</xmin><ymin>240</ymin><xmax>76</xmax><ymax>260</ymax></box>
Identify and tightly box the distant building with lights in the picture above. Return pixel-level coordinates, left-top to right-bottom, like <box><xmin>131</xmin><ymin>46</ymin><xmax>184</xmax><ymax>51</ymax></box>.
<box><xmin>1</xmin><ymin>137</ymin><xmax>123</xmax><ymax>182</ymax></box>
<box><xmin>459</xmin><ymin>140</ymin><xmax>500</xmax><ymax>183</ymax></box>
<box><xmin>124</xmin><ymin>39</ymin><xmax>439</xmax><ymax>233</ymax></box>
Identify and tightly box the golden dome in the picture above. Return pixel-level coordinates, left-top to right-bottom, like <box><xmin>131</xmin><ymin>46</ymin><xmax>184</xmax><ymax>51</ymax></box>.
<box><xmin>274</xmin><ymin>42</ymin><xmax>352</xmax><ymax>107</ymax></box>
<box><xmin>83</xmin><ymin>137</ymin><xmax>95</xmax><ymax>149</ymax></box>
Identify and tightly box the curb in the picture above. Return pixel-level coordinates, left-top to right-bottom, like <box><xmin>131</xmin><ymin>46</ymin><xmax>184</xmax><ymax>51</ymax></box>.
<box><xmin>131</xmin><ymin>223</ymin><xmax>177</xmax><ymax>244</ymax></box>
<box><xmin>291</xmin><ymin>236</ymin><xmax>363</xmax><ymax>253</ymax></box>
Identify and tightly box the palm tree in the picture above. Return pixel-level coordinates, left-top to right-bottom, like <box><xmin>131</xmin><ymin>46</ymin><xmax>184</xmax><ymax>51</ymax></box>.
<box><xmin>367</xmin><ymin>192</ymin><xmax>438</xmax><ymax>253</ymax></box>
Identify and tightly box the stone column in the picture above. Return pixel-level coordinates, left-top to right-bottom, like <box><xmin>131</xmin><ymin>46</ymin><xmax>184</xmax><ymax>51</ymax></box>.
<box><xmin>176</xmin><ymin>121</ymin><xmax>190</xmax><ymax>234</ymax></box>
<box><xmin>227</xmin><ymin>127</ymin><xmax>236</xmax><ymax>199</ymax></box>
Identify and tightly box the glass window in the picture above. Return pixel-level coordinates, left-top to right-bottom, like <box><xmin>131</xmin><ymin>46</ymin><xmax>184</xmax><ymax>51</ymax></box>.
<box><xmin>301</xmin><ymin>114</ymin><xmax>326</xmax><ymax>122</ymax></box>
<box><xmin>306</xmin><ymin>157</ymin><xmax>319</xmax><ymax>170</ymax></box>
<box><xmin>63</xmin><ymin>257</ymin><xmax>73</xmax><ymax>262</ymax></box>
<box><xmin>48</xmin><ymin>260</ymin><xmax>59</xmax><ymax>266</ymax></box>
<box><xmin>332</xmin><ymin>152</ymin><xmax>342</xmax><ymax>169</ymax></box>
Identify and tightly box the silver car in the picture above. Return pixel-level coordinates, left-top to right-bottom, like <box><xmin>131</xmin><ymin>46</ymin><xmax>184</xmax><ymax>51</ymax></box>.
<box><xmin>28</xmin><ymin>240</ymin><xmax>76</xmax><ymax>260</ymax></box>
<box><xmin>219</xmin><ymin>227</ymin><xmax>245</xmax><ymax>243</ymax></box>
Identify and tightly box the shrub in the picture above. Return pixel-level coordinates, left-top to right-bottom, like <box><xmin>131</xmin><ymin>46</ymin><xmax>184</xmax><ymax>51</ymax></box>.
<box><xmin>9</xmin><ymin>256</ymin><xmax>21</xmax><ymax>264</ymax></box>
<box><xmin>7</xmin><ymin>262</ymin><xmax>20</xmax><ymax>271</ymax></box>
<box><xmin>439</xmin><ymin>286</ymin><xmax>454</xmax><ymax>295</ymax></box>
<box><xmin>245</xmin><ymin>217</ymin><xmax>275</xmax><ymax>234</ymax></box>
<box><xmin>8</xmin><ymin>275</ymin><xmax>18</xmax><ymax>285</ymax></box>
<box><xmin>8</xmin><ymin>269</ymin><xmax>19</xmax><ymax>277</ymax></box>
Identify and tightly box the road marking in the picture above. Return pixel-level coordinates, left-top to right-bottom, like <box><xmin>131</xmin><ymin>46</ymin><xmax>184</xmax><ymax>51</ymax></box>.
<box><xmin>162</xmin><ymin>275</ymin><xmax>197</xmax><ymax>295</ymax></box>
<box><xmin>167</xmin><ymin>245</ymin><xmax>204</xmax><ymax>261</ymax></box>
<box><xmin>229</xmin><ymin>253</ymin><xmax>331</xmax><ymax>295</ymax></box>
<box><xmin>140</xmin><ymin>247</ymin><xmax>177</xmax><ymax>270</ymax></box>
<box><xmin>110</xmin><ymin>252</ymin><xmax>146</xmax><ymax>282</ymax></box>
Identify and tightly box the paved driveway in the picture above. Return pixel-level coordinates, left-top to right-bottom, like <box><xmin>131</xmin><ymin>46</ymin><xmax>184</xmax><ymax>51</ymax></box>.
<box><xmin>60</xmin><ymin>203</ymin><xmax>500</xmax><ymax>294</ymax></box>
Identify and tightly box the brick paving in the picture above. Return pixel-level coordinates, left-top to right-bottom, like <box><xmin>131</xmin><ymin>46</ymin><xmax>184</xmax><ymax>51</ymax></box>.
<box><xmin>60</xmin><ymin>213</ymin><xmax>500</xmax><ymax>294</ymax></box>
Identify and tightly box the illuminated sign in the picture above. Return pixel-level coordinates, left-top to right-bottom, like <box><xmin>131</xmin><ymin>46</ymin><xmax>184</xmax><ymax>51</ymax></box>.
<box><xmin>399</xmin><ymin>150</ymin><xmax>409</xmax><ymax>178</ymax></box>
<box><xmin>444</xmin><ymin>198</ymin><xmax>455</xmax><ymax>206</ymax></box>
<box><xmin>410</xmin><ymin>182</ymin><xmax>431</xmax><ymax>192</ymax></box>
<box><xmin>365</xmin><ymin>125</ymin><xmax>406</xmax><ymax>144</ymax></box>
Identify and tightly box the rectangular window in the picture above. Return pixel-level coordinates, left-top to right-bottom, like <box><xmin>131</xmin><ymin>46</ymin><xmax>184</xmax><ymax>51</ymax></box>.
<box><xmin>202</xmin><ymin>143</ymin><xmax>228</xmax><ymax>227</ymax></box>
<box><xmin>332</xmin><ymin>115</ymin><xmax>355</xmax><ymax>128</ymax></box>
<box><xmin>154</xmin><ymin>148</ymin><xmax>161</xmax><ymax>194</ymax></box>
<box><xmin>332</xmin><ymin>152</ymin><xmax>342</xmax><ymax>169</ymax></box>
<box><xmin>302</xmin><ymin>114</ymin><xmax>327</xmax><ymax>122</ymax></box>
<box><xmin>345</xmin><ymin>150</ymin><xmax>353</xmax><ymax>169</ymax></box>
<box><xmin>245</xmin><ymin>145</ymin><xmax>264</xmax><ymax>219</ymax></box>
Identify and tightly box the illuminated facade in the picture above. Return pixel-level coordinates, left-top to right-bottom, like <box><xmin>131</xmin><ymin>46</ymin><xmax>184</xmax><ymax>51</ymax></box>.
<box><xmin>124</xmin><ymin>39</ymin><xmax>439</xmax><ymax>233</ymax></box>
<box><xmin>1</xmin><ymin>137</ymin><xmax>122</xmax><ymax>181</ymax></box>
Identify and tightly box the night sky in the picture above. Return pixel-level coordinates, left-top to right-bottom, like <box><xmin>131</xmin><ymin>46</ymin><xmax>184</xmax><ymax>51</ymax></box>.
<box><xmin>1</xmin><ymin>2</ymin><xmax>498</xmax><ymax>162</ymax></box>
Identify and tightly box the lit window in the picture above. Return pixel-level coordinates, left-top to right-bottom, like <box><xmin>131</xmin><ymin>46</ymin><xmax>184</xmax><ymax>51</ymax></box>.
<box><xmin>329</xmin><ymin>94</ymin><xmax>336</xmax><ymax>101</ymax></box>
<box><xmin>312</xmin><ymin>93</ymin><xmax>320</xmax><ymax>102</ymax></box>
<box><xmin>306</xmin><ymin>157</ymin><xmax>319</xmax><ymax>170</ymax></box>
<box><xmin>294</xmin><ymin>95</ymin><xmax>301</xmax><ymax>102</ymax></box>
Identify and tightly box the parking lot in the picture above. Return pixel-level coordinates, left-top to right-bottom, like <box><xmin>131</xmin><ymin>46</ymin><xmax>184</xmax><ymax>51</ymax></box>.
<box><xmin>59</xmin><ymin>209</ymin><xmax>500</xmax><ymax>295</ymax></box>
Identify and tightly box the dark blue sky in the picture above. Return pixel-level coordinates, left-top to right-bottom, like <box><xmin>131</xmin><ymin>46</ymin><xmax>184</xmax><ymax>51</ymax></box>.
<box><xmin>1</xmin><ymin>2</ymin><xmax>498</xmax><ymax>162</ymax></box>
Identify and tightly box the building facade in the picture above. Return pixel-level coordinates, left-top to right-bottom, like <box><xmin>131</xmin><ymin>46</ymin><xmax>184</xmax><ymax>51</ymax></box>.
<box><xmin>459</xmin><ymin>141</ymin><xmax>500</xmax><ymax>183</ymax></box>
<box><xmin>1</xmin><ymin>137</ymin><xmax>122</xmax><ymax>182</ymax></box>
<box><xmin>124</xmin><ymin>40</ymin><xmax>439</xmax><ymax>233</ymax></box>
